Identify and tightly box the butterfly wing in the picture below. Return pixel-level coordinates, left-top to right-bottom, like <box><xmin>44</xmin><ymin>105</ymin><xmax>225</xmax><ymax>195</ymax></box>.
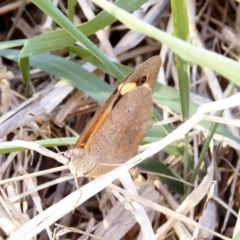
<box><xmin>66</xmin><ymin>56</ymin><xmax>161</xmax><ymax>177</ymax></box>
<box><xmin>73</xmin><ymin>56</ymin><xmax>161</xmax><ymax>148</ymax></box>
<box><xmin>86</xmin><ymin>57</ymin><xmax>161</xmax><ymax>176</ymax></box>
<box><xmin>87</xmin><ymin>85</ymin><xmax>153</xmax><ymax>176</ymax></box>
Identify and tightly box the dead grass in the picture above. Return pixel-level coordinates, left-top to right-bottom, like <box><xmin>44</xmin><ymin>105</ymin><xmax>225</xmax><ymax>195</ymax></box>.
<box><xmin>0</xmin><ymin>1</ymin><xmax>240</xmax><ymax>239</ymax></box>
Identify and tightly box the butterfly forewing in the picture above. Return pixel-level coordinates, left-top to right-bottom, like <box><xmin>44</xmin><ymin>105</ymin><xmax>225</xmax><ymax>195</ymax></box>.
<box><xmin>66</xmin><ymin>56</ymin><xmax>161</xmax><ymax>177</ymax></box>
<box><xmin>87</xmin><ymin>85</ymin><xmax>153</xmax><ymax>176</ymax></box>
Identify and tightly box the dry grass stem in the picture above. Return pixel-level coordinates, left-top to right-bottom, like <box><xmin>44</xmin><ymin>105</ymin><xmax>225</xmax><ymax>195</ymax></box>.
<box><xmin>1</xmin><ymin>1</ymin><xmax>240</xmax><ymax>239</ymax></box>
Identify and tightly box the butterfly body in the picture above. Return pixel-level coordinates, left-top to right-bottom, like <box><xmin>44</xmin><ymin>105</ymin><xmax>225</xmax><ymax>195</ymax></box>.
<box><xmin>65</xmin><ymin>56</ymin><xmax>161</xmax><ymax>177</ymax></box>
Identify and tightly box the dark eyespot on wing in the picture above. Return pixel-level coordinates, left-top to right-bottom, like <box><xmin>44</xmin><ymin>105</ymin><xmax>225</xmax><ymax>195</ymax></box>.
<box><xmin>141</xmin><ymin>76</ymin><xmax>147</xmax><ymax>83</ymax></box>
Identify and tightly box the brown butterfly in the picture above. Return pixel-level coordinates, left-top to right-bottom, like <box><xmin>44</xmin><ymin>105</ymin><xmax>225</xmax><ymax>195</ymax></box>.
<box><xmin>65</xmin><ymin>56</ymin><xmax>161</xmax><ymax>177</ymax></box>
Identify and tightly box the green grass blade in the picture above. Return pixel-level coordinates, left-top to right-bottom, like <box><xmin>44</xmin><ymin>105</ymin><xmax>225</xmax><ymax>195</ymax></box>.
<box><xmin>0</xmin><ymin>39</ymin><xmax>26</xmax><ymax>50</ymax></box>
<box><xmin>20</xmin><ymin>0</ymin><xmax>146</xmax><ymax>58</ymax></box>
<box><xmin>138</xmin><ymin>158</ymin><xmax>184</xmax><ymax>194</ymax></box>
<box><xmin>171</xmin><ymin>0</ymin><xmax>190</xmax><ymax>194</ymax></box>
<box><xmin>68</xmin><ymin>0</ymin><xmax>75</xmax><ymax>22</ymax></box>
<box><xmin>18</xmin><ymin>57</ymin><xmax>30</xmax><ymax>97</ymax></box>
<box><xmin>171</xmin><ymin>0</ymin><xmax>190</xmax><ymax>120</ymax></box>
<box><xmin>0</xmin><ymin>138</ymin><xmax>76</xmax><ymax>154</ymax></box>
<box><xmin>92</xmin><ymin>0</ymin><xmax>240</xmax><ymax>85</ymax></box>
<box><xmin>67</xmin><ymin>45</ymin><xmax>131</xmax><ymax>76</ymax></box>
<box><xmin>31</xmin><ymin>0</ymin><xmax>124</xmax><ymax>80</ymax></box>
<box><xmin>1</xmin><ymin>49</ymin><xmax>112</xmax><ymax>103</ymax></box>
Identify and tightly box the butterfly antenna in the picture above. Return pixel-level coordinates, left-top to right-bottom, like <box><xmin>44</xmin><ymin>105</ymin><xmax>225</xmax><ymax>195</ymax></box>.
<box><xmin>72</xmin><ymin>175</ymin><xmax>82</xmax><ymax>214</ymax></box>
<box><xmin>28</xmin><ymin>113</ymin><xmax>69</xmax><ymax>150</ymax></box>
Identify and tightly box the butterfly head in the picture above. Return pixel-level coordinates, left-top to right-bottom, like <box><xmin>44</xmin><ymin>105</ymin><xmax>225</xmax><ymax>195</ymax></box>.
<box><xmin>65</xmin><ymin>148</ymin><xmax>95</xmax><ymax>177</ymax></box>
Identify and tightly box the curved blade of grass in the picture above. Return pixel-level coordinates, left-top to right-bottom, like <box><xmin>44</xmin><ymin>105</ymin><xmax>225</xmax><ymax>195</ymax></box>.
<box><xmin>0</xmin><ymin>39</ymin><xmax>26</xmax><ymax>50</ymax></box>
<box><xmin>92</xmin><ymin>0</ymin><xmax>240</xmax><ymax>85</ymax></box>
<box><xmin>31</xmin><ymin>0</ymin><xmax>124</xmax><ymax>80</ymax></box>
<box><xmin>17</xmin><ymin>0</ymin><xmax>145</xmax><ymax>94</ymax></box>
<box><xmin>20</xmin><ymin>0</ymin><xmax>146</xmax><ymax>58</ymax></box>
<box><xmin>2</xmin><ymin>49</ymin><xmax>112</xmax><ymax>103</ymax></box>
<box><xmin>67</xmin><ymin>45</ymin><xmax>131</xmax><ymax>76</ymax></box>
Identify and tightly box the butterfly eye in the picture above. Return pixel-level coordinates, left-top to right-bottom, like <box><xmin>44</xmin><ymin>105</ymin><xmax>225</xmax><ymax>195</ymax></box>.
<box><xmin>141</xmin><ymin>76</ymin><xmax>147</xmax><ymax>83</ymax></box>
